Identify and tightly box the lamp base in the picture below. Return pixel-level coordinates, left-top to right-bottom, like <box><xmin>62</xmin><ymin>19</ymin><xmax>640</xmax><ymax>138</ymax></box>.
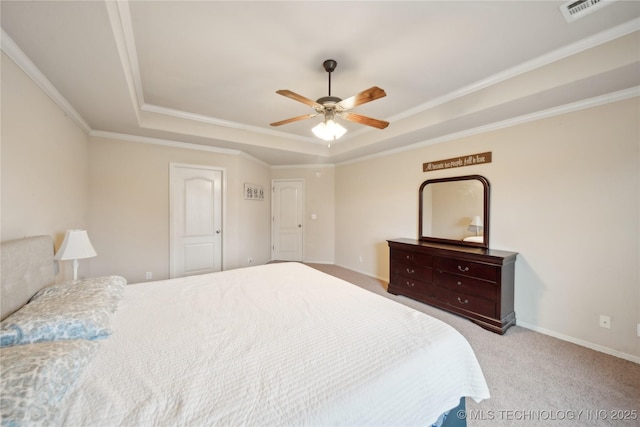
<box><xmin>72</xmin><ymin>259</ymin><xmax>79</xmax><ymax>281</ymax></box>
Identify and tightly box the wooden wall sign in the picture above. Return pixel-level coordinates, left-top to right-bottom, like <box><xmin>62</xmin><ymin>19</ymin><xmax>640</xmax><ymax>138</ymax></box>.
<box><xmin>423</xmin><ymin>151</ymin><xmax>492</xmax><ymax>172</ymax></box>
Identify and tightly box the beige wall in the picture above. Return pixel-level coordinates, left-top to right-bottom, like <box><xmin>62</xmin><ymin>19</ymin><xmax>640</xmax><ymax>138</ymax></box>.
<box><xmin>88</xmin><ymin>137</ymin><xmax>272</xmax><ymax>283</ymax></box>
<box><xmin>271</xmin><ymin>166</ymin><xmax>335</xmax><ymax>263</ymax></box>
<box><xmin>238</xmin><ymin>154</ymin><xmax>272</xmax><ymax>266</ymax></box>
<box><xmin>1</xmin><ymin>52</ymin><xmax>91</xmax><ymax>281</ymax></box>
<box><xmin>2</xmin><ymin>52</ymin><xmax>272</xmax><ymax>284</ymax></box>
<box><xmin>336</xmin><ymin>98</ymin><xmax>640</xmax><ymax>360</ymax></box>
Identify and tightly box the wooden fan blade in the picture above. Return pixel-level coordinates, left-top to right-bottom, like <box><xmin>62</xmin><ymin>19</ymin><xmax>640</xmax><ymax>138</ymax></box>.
<box><xmin>270</xmin><ymin>113</ymin><xmax>317</xmax><ymax>127</ymax></box>
<box><xmin>276</xmin><ymin>90</ymin><xmax>323</xmax><ymax>109</ymax></box>
<box><xmin>341</xmin><ymin>112</ymin><xmax>389</xmax><ymax>129</ymax></box>
<box><xmin>336</xmin><ymin>86</ymin><xmax>386</xmax><ymax>110</ymax></box>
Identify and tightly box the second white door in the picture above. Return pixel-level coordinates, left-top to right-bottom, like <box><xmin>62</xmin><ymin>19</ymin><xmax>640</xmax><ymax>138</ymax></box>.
<box><xmin>272</xmin><ymin>180</ymin><xmax>304</xmax><ymax>261</ymax></box>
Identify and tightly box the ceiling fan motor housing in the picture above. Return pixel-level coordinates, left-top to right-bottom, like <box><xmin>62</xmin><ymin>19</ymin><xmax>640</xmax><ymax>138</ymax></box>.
<box><xmin>322</xmin><ymin>59</ymin><xmax>337</xmax><ymax>73</ymax></box>
<box><xmin>316</xmin><ymin>96</ymin><xmax>342</xmax><ymax>108</ymax></box>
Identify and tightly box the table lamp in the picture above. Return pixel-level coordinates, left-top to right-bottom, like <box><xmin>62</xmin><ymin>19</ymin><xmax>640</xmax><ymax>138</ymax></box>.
<box><xmin>54</xmin><ymin>229</ymin><xmax>97</xmax><ymax>280</ymax></box>
<box><xmin>468</xmin><ymin>216</ymin><xmax>483</xmax><ymax>237</ymax></box>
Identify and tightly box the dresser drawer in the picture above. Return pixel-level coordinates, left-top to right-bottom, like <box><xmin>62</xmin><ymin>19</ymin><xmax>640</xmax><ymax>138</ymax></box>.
<box><xmin>388</xmin><ymin>239</ymin><xmax>517</xmax><ymax>334</ymax></box>
<box><xmin>391</xmin><ymin>248</ymin><xmax>432</xmax><ymax>266</ymax></box>
<box><xmin>391</xmin><ymin>263</ymin><xmax>433</xmax><ymax>283</ymax></box>
<box><xmin>434</xmin><ymin>271</ymin><xmax>496</xmax><ymax>300</ymax></box>
<box><xmin>390</xmin><ymin>274</ymin><xmax>435</xmax><ymax>297</ymax></box>
<box><xmin>434</xmin><ymin>257</ymin><xmax>498</xmax><ymax>282</ymax></box>
<box><xmin>435</xmin><ymin>287</ymin><xmax>495</xmax><ymax>318</ymax></box>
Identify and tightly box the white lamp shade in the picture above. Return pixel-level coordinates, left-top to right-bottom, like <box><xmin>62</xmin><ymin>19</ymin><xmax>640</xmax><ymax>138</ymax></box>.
<box><xmin>54</xmin><ymin>229</ymin><xmax>97</xmax><ymax>260</ymax></box>
<box><xmin>467</xmin><ymin>216</ymin><xmax>483</xmax><ymax>232</ymax></box>
<box><xmin>469</xmin><ymin>216</ymin><xmax>482</xmax><ymax>227</ymax></box>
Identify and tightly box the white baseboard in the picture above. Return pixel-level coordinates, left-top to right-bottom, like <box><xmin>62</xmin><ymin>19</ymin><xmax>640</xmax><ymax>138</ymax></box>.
<box><xmin>333</xmin><ymin>263</ymin><xmax>382</xmax><ymax>280</ymax></box>
<box><xmin>303</xmin><ymin>259</ymin><xmax>334</xmax><ymax>265</ymax></box>
<box><xmin>517</xmin><ymin>321</ymin><xmax>640</xmax><ymax>364</ymax></box>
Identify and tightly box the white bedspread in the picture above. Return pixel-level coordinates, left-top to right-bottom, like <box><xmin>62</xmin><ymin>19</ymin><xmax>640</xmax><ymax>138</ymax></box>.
<box><xmin>61</xmin><ymin>263</ymin><xmax>489</xmax><ymax>426</ymax></box>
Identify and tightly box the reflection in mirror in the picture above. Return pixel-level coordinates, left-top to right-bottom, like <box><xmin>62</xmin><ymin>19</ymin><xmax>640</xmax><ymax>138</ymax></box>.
<box><xmin>419</xmin><ymin>175</ymin><xmax>490</xmax><ymax>248</ymax></box>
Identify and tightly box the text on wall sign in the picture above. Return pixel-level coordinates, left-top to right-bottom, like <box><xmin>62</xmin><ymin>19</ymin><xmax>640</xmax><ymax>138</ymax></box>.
<box><xmin>423</xmin><ymin>152</ymin><xmax>492</xmax><ymax>172</ymax></box>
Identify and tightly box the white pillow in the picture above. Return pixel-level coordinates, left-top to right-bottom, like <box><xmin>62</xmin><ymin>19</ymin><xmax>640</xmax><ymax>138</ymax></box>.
<box><xmin>0</xmin><ymin>276</ymin><xmax>126</xmax><ymax>347</ymax></box>
<box><xmin>0</xmin><ymin>340</ymin><xmax>99</xmax><ymax>426</ymax></box>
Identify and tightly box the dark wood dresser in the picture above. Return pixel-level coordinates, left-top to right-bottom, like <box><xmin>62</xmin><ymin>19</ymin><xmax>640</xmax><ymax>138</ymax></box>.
<box><xmin>387</xmin><ymin>238</ymin><xmax>517</xmax><ymax>334</ymax></box>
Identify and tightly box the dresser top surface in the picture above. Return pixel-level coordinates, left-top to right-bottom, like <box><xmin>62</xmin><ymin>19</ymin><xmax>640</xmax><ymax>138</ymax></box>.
<box><xmin>388</xmin><ymin>238</ymin><xmax>518</xmax><ymax>260</ymax></box>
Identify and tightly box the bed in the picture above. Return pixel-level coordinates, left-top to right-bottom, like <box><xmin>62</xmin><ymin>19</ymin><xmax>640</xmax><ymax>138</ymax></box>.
<box><xmin>0</xmin><ymin>235</ymin><xmax>490</xmax><ymax>426</ymax></box>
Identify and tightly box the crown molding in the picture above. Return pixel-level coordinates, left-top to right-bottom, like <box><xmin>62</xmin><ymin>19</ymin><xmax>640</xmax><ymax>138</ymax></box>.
<box><xmin>338</xmin><ymin>87</ymin><xmax>640</xmax><ymax>167</ymax></box>
<box><xmin>388</xmin><ymin>19</ymin><xmax>640</xmax><ymax>124</ymax></box>
<box><xmin>91</xmin><ymin>130</ymin><xmax>237</xmax><ymax>154</ymax></box>
<box><xmin>1</xmin><ymin>28</ymin><xmax>92</xmax><ymax>134</ymax></box>
<box><xmin>104</xmin><ymin>0</ymin><xmax>144</xmax><ymax>120</ymax></box>
<box><xmin>271</xmin><ymin>163</ymin><xmax>335</xmax><ymax>170</ymax></box>
<box><xmin>140</xmin><ymin>103</ymin><xmax>318</xmax><ymax>144</ymax></box>
<box><xmin>91</xmin><ymin>129</ymin><xmax>272</xmax><ymax>167</ymax></box>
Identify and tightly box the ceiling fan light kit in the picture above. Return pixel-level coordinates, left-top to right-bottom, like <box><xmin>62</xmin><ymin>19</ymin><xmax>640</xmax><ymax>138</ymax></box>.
<box><xmin>312</xmin><ymin>115</ymin><xmax>347</xmax><ymax>145</ymax></box>
<box><xmin>271</xmin><ymin>59</ymin><xmax>389</xmax><ymax>146</ymax></box>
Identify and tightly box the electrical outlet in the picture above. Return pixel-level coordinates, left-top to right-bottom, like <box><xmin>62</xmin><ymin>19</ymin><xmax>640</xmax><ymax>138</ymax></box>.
<box><xmin>145</xmin><ymin>272</ymin><xmax>152</xmax><ymax>280</ymax></box>
<box><xmin>247</xmin><ymin>256</ymin><xmax>253</xmax><ymax>263</ymax></box>
<box><xmin>599</xmin><ymin>315</ymin><xmax>611</xmax><ymax>329</ymax></box>
<box><xmin>358</xmin><ymin>256</ymin><xmax>363</xmax><ymax>263</ymax></box>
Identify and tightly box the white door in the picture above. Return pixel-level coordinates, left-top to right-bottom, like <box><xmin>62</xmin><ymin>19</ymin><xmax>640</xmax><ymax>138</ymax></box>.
<box><xmin>170</xmin><ymin>163</ymin><xmax>223</xmax><ymax>278</ymax></box>
<box><xmin>272</xmin><ymin>180</ymin><xmax>304</xmax><ymax>261</ymax></box>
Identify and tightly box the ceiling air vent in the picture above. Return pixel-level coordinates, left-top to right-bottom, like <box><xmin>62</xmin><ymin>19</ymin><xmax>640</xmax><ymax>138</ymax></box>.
<box><xmin>559</xmin><ymin>0</ymin><xmax>618</xmax><ymax>23</ymax></box>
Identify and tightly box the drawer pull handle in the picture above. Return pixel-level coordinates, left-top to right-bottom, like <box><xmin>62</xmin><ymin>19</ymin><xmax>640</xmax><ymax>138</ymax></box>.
<box><xmin>457</xmin><ymin>297</ymin><xmax>469</xmax><ymax>304</ymax></box>
<box><xmin>457</xmin><ymin>265</ymin><xmax>470</xmax><ymax>272</ymax></box>
<box><xmin>406</xmin><ymin>268</ymin><xmax>415</xmax><ymax>274</ymax></box>
<box><xmin>457</xmin><ymin>281</ymin><xmax>463</xmax><ymax>286</ymax></box>
<box><xmin>406</xmin><ymin>255</ymin><xmax>412</xmax><ymax>260</ymax></box>
<box><xmin>406</xmin><ymin>281</ymin><xmax>415</xmax><ymax>287</ymax></box>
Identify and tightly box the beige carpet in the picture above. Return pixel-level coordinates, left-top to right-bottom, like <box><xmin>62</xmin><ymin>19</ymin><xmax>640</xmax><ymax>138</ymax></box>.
<box><xmin>305</xmin><ymin>263</ymin><xmax>640</xmax><ymax>427</ymax></box>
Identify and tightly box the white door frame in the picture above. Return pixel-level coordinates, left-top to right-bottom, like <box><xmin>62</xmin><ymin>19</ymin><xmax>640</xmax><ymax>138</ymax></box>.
<box><xmin>271</xmin><ymin>179</ymin><xmax>304</xmax><ymax>261</ymax></box>
<box><xmin>169</xmin><ymin>162</ymin><xmax>227</xmax><ymax>277</ymax></box>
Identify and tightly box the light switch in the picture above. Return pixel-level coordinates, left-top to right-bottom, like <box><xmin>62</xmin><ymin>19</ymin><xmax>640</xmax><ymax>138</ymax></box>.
<box><xmin>311</xmin><ymin>213</ymin><xmax>317</xmax><ymax>220</ymax></box>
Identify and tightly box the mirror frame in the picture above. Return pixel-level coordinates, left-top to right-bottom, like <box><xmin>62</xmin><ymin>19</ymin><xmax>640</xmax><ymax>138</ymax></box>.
<box><xmin>418</xmin><ymin>174</ymin><xmax>490</xmax><ymax>249</ymax></box>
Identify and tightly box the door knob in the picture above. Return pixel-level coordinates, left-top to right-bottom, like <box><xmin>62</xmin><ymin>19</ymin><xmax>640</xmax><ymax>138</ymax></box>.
<box><xmin>216</xmin><ymin>230</ymin><xmax>221</xmax><ymax>234</ymax></box>
<box><xmin>298</xmin><ymin>224</ymin><xmax>302</xmax><ymax>228</ymax></box>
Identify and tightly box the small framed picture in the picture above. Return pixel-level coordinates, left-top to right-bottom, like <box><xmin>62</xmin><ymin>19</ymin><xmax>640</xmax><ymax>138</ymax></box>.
<box><xmin>244</xmin><ymin>183</ymin><xmax>264</xmax><ymax>200</ymax></box>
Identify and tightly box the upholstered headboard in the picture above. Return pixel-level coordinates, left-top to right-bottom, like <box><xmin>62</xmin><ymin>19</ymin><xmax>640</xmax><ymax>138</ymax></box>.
<box><xmin>1</xmin><ymin>235</ymin><xmax>56</xmax><ymax>320</ymax></box>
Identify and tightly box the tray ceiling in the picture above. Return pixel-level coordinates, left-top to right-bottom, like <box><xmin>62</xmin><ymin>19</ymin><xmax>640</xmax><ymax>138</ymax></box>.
<box><xmin>2</xmin><ymin>1</ymin><xmax>639</xmax><ymax>165</ymax></box>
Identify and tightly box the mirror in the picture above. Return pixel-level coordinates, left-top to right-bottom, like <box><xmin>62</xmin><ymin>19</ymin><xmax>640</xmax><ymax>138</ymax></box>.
<box><xmin>419</xmin><ymin>175</ymin><xmax>490</xmax><ymax>248</ymax></box>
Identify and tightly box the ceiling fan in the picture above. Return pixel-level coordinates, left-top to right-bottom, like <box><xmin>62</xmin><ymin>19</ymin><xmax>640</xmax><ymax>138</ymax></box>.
<box><xmin>270</xmin><ymin>59</ymin><xmax>389</xmax><ymax>143</ymax></box>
